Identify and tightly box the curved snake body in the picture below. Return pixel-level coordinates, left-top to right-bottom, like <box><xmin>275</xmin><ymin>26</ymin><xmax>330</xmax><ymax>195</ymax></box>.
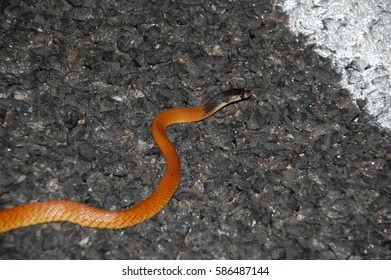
<box><xmin>0</xmin><ymin>88</ymin><xmax>250</xmax><ymax>233</ymax></box>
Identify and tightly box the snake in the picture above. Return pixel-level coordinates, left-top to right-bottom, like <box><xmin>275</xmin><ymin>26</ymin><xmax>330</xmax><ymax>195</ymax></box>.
<box><xmin>0</xmin><ymin>88</ymin><xmax>251</xmax><ymax>233</ymax></box>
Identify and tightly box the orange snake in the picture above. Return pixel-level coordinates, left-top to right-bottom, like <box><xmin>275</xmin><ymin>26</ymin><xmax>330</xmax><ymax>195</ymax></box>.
<box><xmin>0</xmin><ymin>88</ymin><xmax>251</xmax><ymax>233</ymax></box>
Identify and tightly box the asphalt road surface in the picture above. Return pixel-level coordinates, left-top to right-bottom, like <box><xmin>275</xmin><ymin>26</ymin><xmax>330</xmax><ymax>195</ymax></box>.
<box><xmin>0</xmin><ymin>0</ymin><xmax>390</xmax><ymax>259</ymax></box>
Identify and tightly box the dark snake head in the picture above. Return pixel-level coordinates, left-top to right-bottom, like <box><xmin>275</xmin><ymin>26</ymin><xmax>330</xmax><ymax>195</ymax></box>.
<box><xmin>203</xmin><ymin>88</ymin><xmax>251</xmax><ymax>115</ymax></box>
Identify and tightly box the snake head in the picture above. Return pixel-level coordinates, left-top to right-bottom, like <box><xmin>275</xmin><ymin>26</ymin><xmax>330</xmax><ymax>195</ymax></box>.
<box><xmin>203</xmin><ymin>88</ymin><xmax>251</xmax><ymax>116</ymax></box>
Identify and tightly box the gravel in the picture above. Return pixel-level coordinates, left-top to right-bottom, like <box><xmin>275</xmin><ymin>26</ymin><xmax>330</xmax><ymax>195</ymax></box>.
<box><xmin>0</xmin><ymin>0</ymin><xmax>390</xmax><ymax>259</ymax></box>
<box><xmin>277</xmin><ymin>0</ymin><xmax>391</xmax><ymax>129</ymax></box>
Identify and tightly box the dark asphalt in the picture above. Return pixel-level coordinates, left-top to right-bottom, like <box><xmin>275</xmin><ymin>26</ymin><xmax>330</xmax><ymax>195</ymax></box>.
<box><xmin>0</xmin><ymin>0</ymin><xmax>390</xmax><ymax>259</ymax></box>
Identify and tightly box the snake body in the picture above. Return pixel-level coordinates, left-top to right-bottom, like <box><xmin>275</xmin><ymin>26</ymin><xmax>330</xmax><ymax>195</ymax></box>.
<box><xmin>0</xmin><ymin>88</ymin><xmax>250</xmax><ymax>233</ymax></box>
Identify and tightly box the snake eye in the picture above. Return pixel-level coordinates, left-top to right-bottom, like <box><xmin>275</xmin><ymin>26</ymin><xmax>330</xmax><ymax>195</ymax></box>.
<box><xmin>229</xmin><ymin>88</ymin><xmax>251</xmax><ymax>102</ymax></box>
<box><xmin>244</xmin><ymin>89</ymin><xmax>251</xmax><ymax>99</ymax></box>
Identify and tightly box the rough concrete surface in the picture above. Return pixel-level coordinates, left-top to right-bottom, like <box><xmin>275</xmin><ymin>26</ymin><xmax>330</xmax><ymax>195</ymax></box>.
<box><xmin>277</xmin><ymin>0</ymin><xmax>391</xmax><ymax>130</ymax></box>
<box><xmin>0</xmin><ymin>0</ymin><xmax>390</xmax><ymax>259</ymax></box>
